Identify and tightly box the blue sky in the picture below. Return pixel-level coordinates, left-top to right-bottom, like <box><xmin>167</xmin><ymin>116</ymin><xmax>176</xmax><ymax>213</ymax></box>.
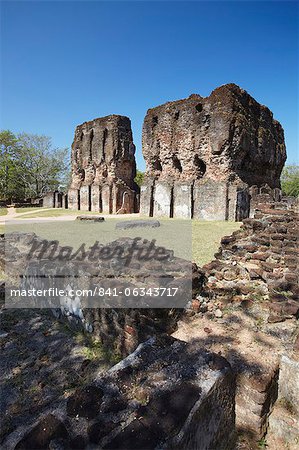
<box><xmin>1</xmin><ymin>1</ymin><xmax>298</xmax><ymax>170</ymax></box>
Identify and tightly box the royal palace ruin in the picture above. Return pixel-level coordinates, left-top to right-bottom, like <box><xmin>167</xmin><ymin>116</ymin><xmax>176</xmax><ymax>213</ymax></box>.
<box><xmin>68</xmin><ymin>115</ymin><xmax>139</xmax><ymax>214</ymax></box>
<box><xmin>44</xmin><ymin>115</ymin><xmax>139</xmax><ymax>213</ymax></box>
<box><xmin>44</xmin><ymin>84</ymin><xmax>287</xmax><ymax>220</ymax></box>
<box><xmin>140</xmin><ymin>83</ymin><xmax>286</xmax><ymax>220</ymax></box>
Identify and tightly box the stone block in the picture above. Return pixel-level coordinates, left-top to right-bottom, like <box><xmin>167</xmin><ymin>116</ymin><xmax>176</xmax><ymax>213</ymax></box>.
<box><xmin>80</xmin><ymin>185</ymin><xmax>90</xmax><ymax>211</ymax></box>
<box><xmin>101</xmin><ymin>184</ymin><xmax>112</xmax><ymax>214</ymax></box>
<box><xmin>91</xmin><ymin>185</ymin><xmax>100</xmax><ymax>212</ymax></box>
<box><xmin>153</xmin><ymin>182</ymin><xmax>172</xmax><ymax>218</ymax></box>
<box><xmin>193</xmin><ymin>180</ymin><xmax>227</xmax><ymax>220</ymax></box>
<box><xmin>76</xmin><ymin>216</ymin><xmax>104</xmax><ymax>222</ymax></box>
<box><xmin>115</xmin><ymin>219</ymin><xmax>160</xmax><ymax>230</ymax></box>
<box><xmin>278</xmin><ymin>355</ymin><xmax>299</xmax><ymax>415</ymax></box>
<box><xmin>67</xmin><ymin>188</ymin><xmax>79</xmax><ymax>210</ymax></box>
<box><xmin>173</xmin><ymin>183</ymin><xmax>192</xmax><ymax>218</ymax></box>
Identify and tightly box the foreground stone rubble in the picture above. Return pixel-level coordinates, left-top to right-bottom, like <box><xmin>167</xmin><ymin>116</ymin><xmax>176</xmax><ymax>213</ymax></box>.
<box><xmin>177</xmin><ymin>199</ymin><xmax>299</xmax><ymax>448</ymax></box>
<box><xmin>1</xmin><ymin>204</ymin><xmax>298</xmax><ymax>448</ymax></box>
<box><xmin>3</xmin><ymin>336</ymin><xmax>235</xmax><ymax>450</ymax></box>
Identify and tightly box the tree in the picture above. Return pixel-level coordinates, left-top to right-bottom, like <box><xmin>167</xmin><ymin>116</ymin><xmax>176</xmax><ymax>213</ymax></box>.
<box><xmin>134</xmin><ymin>170</ymin><xmax>144</xmax><ymax>187</ymax></box>
<box><xmin>0</xmin><ymin>131</ymin><xmax>70</xmax><ymax>201</ymax></box>
<box><xmin>281</xmin><ymin>165</ymin><xmax>299</xmax><ymax>197</ymax></box>
<box><xmin>0</xmin><ymin>130</ymin><xmax>20</xmax><ymax>200</ymax></box>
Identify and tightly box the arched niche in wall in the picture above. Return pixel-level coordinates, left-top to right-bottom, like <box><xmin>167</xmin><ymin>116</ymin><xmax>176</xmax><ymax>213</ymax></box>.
<box><xmin>152</xmin><ymin>116</ymin><xmax>158</xmax><ymax>126</ymax></box>
<box><xmin>194</xmin><ymin>155</ymin><xmax>206</xmax><ymax>178</ymax></box>
<box><xmin>173</xmin><ymin>155</ymin><xmax>182</xmax><ymax>173</ymax></box>
<box><xmin>89</xmin><ymin>129</ymin><xmax>94</xmax><ymax>160</ymax></box>
<box><xmin>80</xmin><ymin>168</ymin><xmax>86</xmax><ymax>182</ymax></box>
<box><xmin>102</xmin><ymin>128</ymin><xmax>108</xmax><ymax>161</ymax></box>
<box><xmin>152</xmin><ymin>158</ymin><xmax>162</xmax><ymax>172</ymax></box>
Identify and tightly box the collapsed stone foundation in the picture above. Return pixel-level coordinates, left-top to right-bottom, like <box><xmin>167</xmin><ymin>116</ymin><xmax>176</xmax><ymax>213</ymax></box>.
<box><xmin>180</xmin><ymin>199</ymin><xmax>299</xmax><ymax>444</ymax></box>
<box><xmin>3</xmin><ymin>336</ymin><xmax>236</xmax><ymax>450</ymax></box>
<box><xmin>3</xmin><ymin>233</ymin><xmax>195</xmax><ymax>356</ymax></box>
<box><xmin>1</xmin><ymin>196</ymin><xmax>298</xmax><ymax>448</ymax></box>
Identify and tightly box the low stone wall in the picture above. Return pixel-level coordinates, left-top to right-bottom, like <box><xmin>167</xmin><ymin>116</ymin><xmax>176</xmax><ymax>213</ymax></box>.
<box><xmin>186</xmin><ymin>202</ymin><xmax>299</xmax><ymax>441</ymax></box>
<box><xmin>3</xmin><ymin>233</ymin><xmax>199</xmax><ymax>356</ymax></box>
<box><xmin>202</xmin><ymin>207</ymin><xmax>298</xmax><ymax>322</ymax></box>
<box><xmin>4</xmin><ymin>336</ymin><xmax>236</xmax><ymax>450</ymax></box>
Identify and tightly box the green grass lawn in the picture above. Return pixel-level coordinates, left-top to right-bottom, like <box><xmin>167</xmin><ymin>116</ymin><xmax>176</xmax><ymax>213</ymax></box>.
<box><xmin>15</xmin><ymin>207</ymin><xmax>48</xmax><ymax>213</ymax></box>
<box><xmin>0</xmin><ymin>208</ymin><xmax>7</xmax><ymax>216</ymax></box>
<box><xmin>17</xmin><ymin>208</ymin><xmax>100</xmax><ymax>217</ymax></box>
<box><xmin>5</xmin><ymin>218</ymin><xmax>240</xmax><ymax>266</ymax></box>
<box><xmin>192</xmin><ymin>220</ymin><xmax>240</xmax><ymax>266</ymax></box>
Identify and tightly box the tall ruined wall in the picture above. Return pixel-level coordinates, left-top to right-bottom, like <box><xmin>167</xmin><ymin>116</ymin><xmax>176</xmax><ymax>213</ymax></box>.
<box><xmin>141</xmin><ymin>84</ymin><xmax>286</xmax><ymax>220</ymax></box>
<box><xmin>68</xmin><ymin>115</ymin><xmax>138</xmax><ymax>213</ymax></box>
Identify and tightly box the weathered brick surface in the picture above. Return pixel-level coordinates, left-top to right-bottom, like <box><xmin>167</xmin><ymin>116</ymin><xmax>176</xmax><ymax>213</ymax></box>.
<box><xmin>140</xmin><ymin>83</ymin><xmax>286</xmax><ymax>220</ymax></box>
<box><xmin>171</xmin><ymin>200</ymin><xmax>296</xmax><ymax>445</ymax></box>
<box><xmin>202</xmin><ymin>206</ymin><xmax>299</xmax><ymax>322</ymax></box>
<box><xmin>68</xmin><ymin>115</ymin><xmax>139</xmax><ymax>213</ymax></box>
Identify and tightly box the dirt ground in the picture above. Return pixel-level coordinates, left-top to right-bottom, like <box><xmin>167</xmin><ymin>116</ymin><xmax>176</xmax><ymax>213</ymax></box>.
<box><xmin>0</xmin><ymin>305</ymin><xmax>118</xmax><ymax>445</ymax></box>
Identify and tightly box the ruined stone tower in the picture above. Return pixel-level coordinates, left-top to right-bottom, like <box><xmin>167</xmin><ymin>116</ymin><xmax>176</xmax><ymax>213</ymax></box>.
<box><xmin>68</xmin><ymin>115</ymin><xmax>138</xmax><ymax>213</ymax></box>
<box><xmin>140</xmin><ymin>84</ymin><xmax>286</xmax><ymax>220</ymax></box>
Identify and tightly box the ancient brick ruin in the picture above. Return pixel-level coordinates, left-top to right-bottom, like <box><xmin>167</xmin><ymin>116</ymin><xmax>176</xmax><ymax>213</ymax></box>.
<box><xmin>1</xmin><ymin>198</ymin><xmax>298</xmax><ymax>448</ymax></box>
<box><xmin>140</xmin><ymin>84</ymin><xmax>286</xmax><ymax>220</ymax></box>
<box><xmin>67</xmin><ymin>115</ymin><xmax>139</xmax><ymax>213</ymax></box>
<box><xmin>42</xmin><ymin>84</ymin><xmax>287</xmax><ymax>221</ymax></box>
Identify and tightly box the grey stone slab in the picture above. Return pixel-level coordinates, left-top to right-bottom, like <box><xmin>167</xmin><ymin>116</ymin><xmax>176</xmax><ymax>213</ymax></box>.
<box><xmin>76</xmin><ymin>215</ymin><xmax>105</xmax><ymax>222</ymax></box>
<box><xmin>115</xmin><ymin>219</ymin><xmax>160</xmax><ymax>229</ymax></box>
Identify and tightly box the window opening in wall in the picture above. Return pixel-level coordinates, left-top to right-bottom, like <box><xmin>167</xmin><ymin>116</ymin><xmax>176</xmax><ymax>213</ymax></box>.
<box><xmin>173</xmin><ymin>156</ymin><xmax>182</xmax><ymax>173</ymax></box>
<box><xmin>153</xmin><ymin>159</ymin><xmax>162</xmax><ymax>171</ymax></box>
<box><xmin>194</xmin><ymin>155</ymin><xmax>206</xmax><ymax>177</ymax></box>
<box><xmin>102</xmin><ymin>128</ymin><xmax>108</xmax><ymax>161</ymax></box>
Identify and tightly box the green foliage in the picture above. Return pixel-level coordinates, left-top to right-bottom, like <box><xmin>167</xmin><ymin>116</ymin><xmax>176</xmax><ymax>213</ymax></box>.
<box><xmin>0</xmin><ymin>130</ymin><xmax>20</xmax><ymax>200</ymax></box>
<box><xmin>281</xmin><ymin>165</ymin><xmax>299</xmax><ymax>197</ymax></box>
<box><xmin>0</xmin><ymin>130</ymin><xmax>70</xmax><ymax>201</ymax></box>
<box><xmin>134</xmin><ymin>170</ymin><xmax>144</xmax><ymax>187</ymax></box>
<box><xmin>257</xmin><ymin>437</ymin><xmax>267</xmax><ymax>448</ymax></box>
